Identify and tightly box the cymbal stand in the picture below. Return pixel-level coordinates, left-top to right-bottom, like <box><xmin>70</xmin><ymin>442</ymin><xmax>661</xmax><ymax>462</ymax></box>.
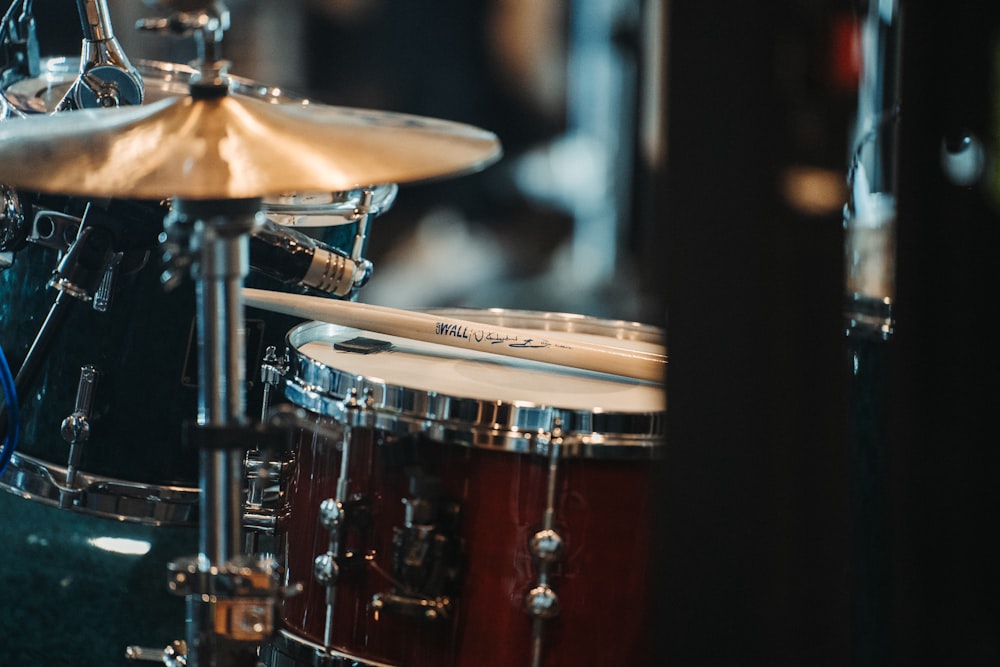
<box><xmin>151</xmin><ymin>7</ymin><xmax>279</xmax><ymax>667</ymax></box>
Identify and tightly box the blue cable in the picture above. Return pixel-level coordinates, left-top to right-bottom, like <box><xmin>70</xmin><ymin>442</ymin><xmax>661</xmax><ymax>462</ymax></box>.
<box><xmin>0</xmin><ymin>342</ymin><xmax>19</xmax><ymax>476</ymax></box>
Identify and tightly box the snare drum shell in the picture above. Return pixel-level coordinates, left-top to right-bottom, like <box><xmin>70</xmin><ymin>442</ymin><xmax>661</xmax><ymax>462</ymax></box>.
<box><xmin>279</xmin><ymin>425</ymin><xmax>658</xmax><ymax>667</ymax></box>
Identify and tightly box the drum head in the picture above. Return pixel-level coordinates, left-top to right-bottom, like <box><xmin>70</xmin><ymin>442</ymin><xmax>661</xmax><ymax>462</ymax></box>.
<box><xmin>285</xmin><ymin>309</ymin><xmax>666</xmax><ymax>456</ymax></box>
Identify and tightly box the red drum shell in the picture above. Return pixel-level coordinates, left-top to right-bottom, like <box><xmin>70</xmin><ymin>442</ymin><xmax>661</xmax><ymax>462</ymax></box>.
<box><xmin>279</xmin><ymin>421</ymin><xmax>659</xmax><ymax>667</ymax></box>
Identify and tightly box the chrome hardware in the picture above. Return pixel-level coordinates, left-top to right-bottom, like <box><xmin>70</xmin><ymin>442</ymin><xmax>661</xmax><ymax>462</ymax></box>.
<box><xmin>311</xmin><ymin>390</ymin><xmax>372</xmax><ymax>647</ymax></box>
<box><xmin>244</xmin><ymin>454</ymin><xmax>283</xmax><ymax>508</ymax></box>
<box><xmin>57</xmin><ymin>0</ymin><xmax>144</xmax><ymax>110</ymax></box>
<box><xmin>0</xmin><ymin>184</ymin><xmax>26</xmax><ymax>253</ymax></box>
<box><xmin>167</xmin><ymin>555</ymin><xmax>280</xmax><ymax>642</ymax></box>
<box><xmin>135</xmin><ymin>2</ymin><xmax>231</xmax><ymax>91</ymax></box>
<box><xmin>348</xmin><ymin>189</ymin><xmax>375</xmax><ymax>294</ymax></box>
<box><xmin>0</xmin><ymin>451</ymin><xmax>199</xmax><ymax>525</ymax></box>
<box><xmin>135</xmin><ymin>3</ymin><xmax>231</xmax><ymax>43</ymax></box>
<box><xmin>524</xmin><ymin>420</ymin><xmax>567</xmax><ymax>667</ymax></box>
<box><xmin>313</xmin><ymin>552</ymin><xmax>339</xmax><ymax>586</ymax></box>
<box><xmin>30</xmin><ymin>209</ymin><xmax>80</xmax><ymax>252</ymax></box>
<box><xmin>529</xmin><ymin>529</ymin><xmax>564</xmax><ymax>564</ymax></box>
<box><xmin>243</xmin><ymin>447</ymin><xmax>287</xmax><ymax>554</ymax></box>
<box><xmin>58</xmin><ymin>365</ymin><xmax>100</xmax><ymax>508</ymax></box>
<box><xmin>125</xmin><ymin>640</ymin><xmax>187</xmax><ymax>666</ymax></box>
<box><xmin>318</xmin><ymin>497</ymin><xmax>344</xmax><ymax>530</ymax></box>
<box><xmin>370</xmin><ymin>593</ymin><xmax>452</xmax><ymax>621</ymax></box>
<box><xmin>372</xmin><ymin>470</ymin><xmax>461</xmax><ymax>623</ymax></box>
<box><xmin>91</xmin><ymin>253</ymin><xmax>121</xmax><ymax>313</ymax></box>
<box><xmin>525</xmin><ymin>584</ymin><xmax>560</xmax><ymax>619</ymax></box>
<box><xmin>259</xmin><ymin>345</ymin><xmax>289</xmax><ymax>421</ymax></box>
<box><xmin>48</xmin><ymin>210</ymin><xmax>116</xmax><ymax>302</ymax></box>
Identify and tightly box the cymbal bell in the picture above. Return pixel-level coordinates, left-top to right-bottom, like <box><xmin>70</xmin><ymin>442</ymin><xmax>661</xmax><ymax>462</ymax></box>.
<box><xmin>0</xmin><ymin>92</ymin><xmax>502</xmax><ymax>200</ymax></box>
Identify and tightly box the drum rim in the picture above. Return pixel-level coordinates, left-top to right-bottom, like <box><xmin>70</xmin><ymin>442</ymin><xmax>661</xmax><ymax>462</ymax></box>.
<box><xmin>263</xmin><ymin>183</ymin><xmax>398</xmax><ymax>218</ymax></box>
<box><xmin>0</xmin><ymin>451</ymin><xmax>199</xmax><ymax>526</ymax></box>
<box><xmin>283</xmin><ymin>311</ymin><xmax>666</xmax><ymax>459</ymax></box>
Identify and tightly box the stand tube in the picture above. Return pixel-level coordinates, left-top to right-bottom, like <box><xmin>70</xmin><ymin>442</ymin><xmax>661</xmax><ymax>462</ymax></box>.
<box><xmin>171</xmin><ymin>198</ymin><xmax>273</xmax><ymax>667</ymax></box>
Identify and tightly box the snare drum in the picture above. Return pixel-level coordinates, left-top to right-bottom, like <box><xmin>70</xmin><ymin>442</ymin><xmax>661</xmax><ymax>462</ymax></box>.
<box><xmin>263</xmin><ymin>310</ymin><xmax>665</xmax><ymax>667</ymax></box>
<box><xmin>0</xmin><ymin>58</ymin><xmax>393</xmax><ymax>525</ymax></box>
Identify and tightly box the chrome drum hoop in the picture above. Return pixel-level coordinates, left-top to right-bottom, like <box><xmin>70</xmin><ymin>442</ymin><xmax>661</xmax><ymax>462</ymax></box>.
<box><xmin>263</xmin><ymin>186</ymin><xmax>398</xmax><ymax>227</ymax></box>
<box><xmin>283</xmin><ymin>310</ymin><xmax>666</xmax><ymax>459</ymax></box>
<box><xmin>0</xmin><ymin>452</ymin><xmax>199</xmax><ymax>526</ymax></box>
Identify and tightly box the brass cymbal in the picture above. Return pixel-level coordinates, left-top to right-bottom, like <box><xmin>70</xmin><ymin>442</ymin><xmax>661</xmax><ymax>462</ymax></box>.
<box><xmin>0</xmin><ymin>93</ymin><xmax>502</xmax><ymax>199</ymax></box>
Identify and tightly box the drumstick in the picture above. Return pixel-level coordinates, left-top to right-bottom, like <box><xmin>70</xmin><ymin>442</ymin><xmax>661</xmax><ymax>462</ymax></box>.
<box><xmin>243</xmin><ymin>288</ymin><xmax>666</xmax><ymax>383</ymax></box>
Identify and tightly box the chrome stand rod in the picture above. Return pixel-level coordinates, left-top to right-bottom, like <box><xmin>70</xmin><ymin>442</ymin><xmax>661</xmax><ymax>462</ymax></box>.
<box><xmin>182</xmin><ymin>197</ymin><xmax>261</xmax><ymax>667</ymax></box>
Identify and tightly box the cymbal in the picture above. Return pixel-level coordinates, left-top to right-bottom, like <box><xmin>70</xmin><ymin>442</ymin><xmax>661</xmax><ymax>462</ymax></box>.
<box><xmin>0</xmin><ymin>93</ymin><xmax>502</xmax><ymax>199</ymax></box>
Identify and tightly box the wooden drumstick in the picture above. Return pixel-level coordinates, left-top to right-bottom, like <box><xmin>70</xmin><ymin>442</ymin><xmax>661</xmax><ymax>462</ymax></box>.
<box><xmin>243</xmin><ymin>288</ymin><xmax>666</xmax><ymax>383</ymax></box>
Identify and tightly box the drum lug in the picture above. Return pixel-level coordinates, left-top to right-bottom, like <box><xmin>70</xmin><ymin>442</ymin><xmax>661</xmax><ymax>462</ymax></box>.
<box><xmin>259</xmin><ymin>345</ymin><xmax>290</xmax><ymax>421</ymax></box>
<box><xmin>523</xmin><ymin>420</ymin><xmax>569</xmax><ymax>665</ymax></box>
<box><xmin>58</xmin><ymin>365</ymin><xmax>100</xmax><ymax>508</ymax></box>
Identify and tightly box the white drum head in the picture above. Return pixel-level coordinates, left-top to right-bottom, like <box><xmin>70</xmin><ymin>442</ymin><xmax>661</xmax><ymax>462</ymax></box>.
<box><xmin>285</xmin><ymin>309</ymin><xmax>666</xmax><ymax>457</ymax></box>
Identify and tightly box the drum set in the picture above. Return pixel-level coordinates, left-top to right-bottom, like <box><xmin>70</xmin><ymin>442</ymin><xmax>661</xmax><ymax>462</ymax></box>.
<box><xmin>0</xmin><ymin>2</ymin><xmax>666</xmax><ymax>666</ymax></box>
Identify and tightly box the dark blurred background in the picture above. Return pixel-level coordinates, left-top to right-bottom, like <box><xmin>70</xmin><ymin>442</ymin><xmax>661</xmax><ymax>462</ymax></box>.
<box><xmin>9</xmin><ymin>0</ymin><xmax>1000</xmax><ymax>664</ymax></box>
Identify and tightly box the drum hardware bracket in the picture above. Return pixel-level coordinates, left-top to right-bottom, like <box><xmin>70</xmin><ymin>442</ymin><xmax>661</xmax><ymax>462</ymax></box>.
<box><xmin>135</xmin><ymin>1</ymin><xmax>231</xmax><ymax>47</ymax></box>
<box><xmin>372</xmin><ymin>470</ymin><xmax>462</xmax><ymax>622</ymax></box>
<box><xmin>56</xmin><ymin>0</ymin><xmax>144</xmax><ymax>110</ymax></box>
<box><xmin>167</xmin><ymin>554</ymin><xmax>286</xmax><ymax>644</ymax></box>
<box><xmin>346</xmin><ymin>188</ymin><xmax>375</xmax><ymax>295</ymax></box>
<box><xmin>370</xmin><ymin>593</ymin><xmax>453</xmax><ymax>622</ymax></box>
<box><xmin>243</xmin><ymin>450</ymin><xmax>287</xmax><ymax>509</ymax></box>
<box><xmin>135</xmin><ymin>1</ymin><xmax>231</xmax><ymax>96</ymax></box>
<box><xmin>243</xmin><ymin>446</ymin><xmax>292</xmax><ymax>555</ymax></box>
<box><xmin>49</xmin><ymin>217</ymin><xmax>117</xmax><ymax>302</ymax></box>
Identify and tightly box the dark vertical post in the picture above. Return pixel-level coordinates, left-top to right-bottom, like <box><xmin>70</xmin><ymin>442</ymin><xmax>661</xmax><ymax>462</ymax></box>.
<box><xmin>843</xmin><ymin>2</ymin><xmax>902</xmax><ymax>664</ymax></box>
